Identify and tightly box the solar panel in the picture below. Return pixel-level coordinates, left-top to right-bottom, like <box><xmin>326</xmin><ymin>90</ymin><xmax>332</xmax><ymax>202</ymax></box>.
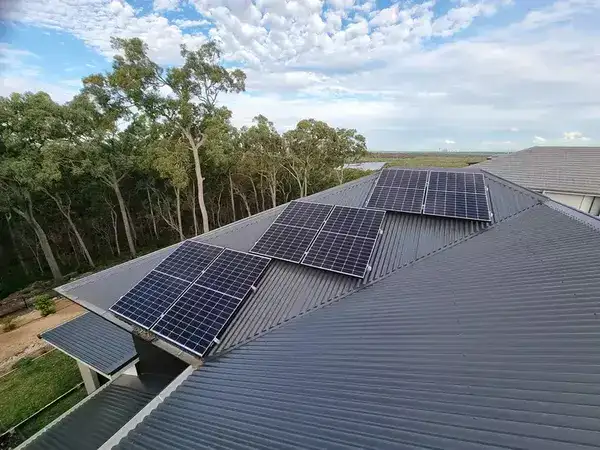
<box><xmin>250</xmin><ymin>224</ymin><xmax>319</xmax><ymax>263</ymax></box>
<box><xmin>366</xmin><ymin>169</ymin><xmax>428</xmax><ymax>213</ymax></box>
<box><xmin>375</xmin><ymin>168</ymin><xmax>428</xmax><ymax>189</ymax></box>
<box><xmin>424</xmin><ymin>171</ymin><xmax>492</xmax><ymax>221</ymax></box>
<box><xmin>274</xmin><ymin>201</ymin><xmax>334</xmax><ymax>229</ymax></box>
<box><xmin>109</xmin><ymin>271</ymin><xmax>190</xmax><ymax>329</ymax></box>
<box><xmin>250</xmin><ymin>201</ymin><xmax>333</xmax><ymax>262</ymax></box>
<box><xmin>151</xmin><ymin>285</ymin><xmax>242</xmax><ymax>357</ymax></box>
<box><xmin>302</xmin><ymin>206</ymin><xmax>385</xmax><ymax>278</ymax></box>
<box><xmin>195</xmin><ymin>249</ymin><xmax>270</xmax><ymax>299</ymax></box>
<box><xmin>154</xmin><ymin>241</ymin><xmax>223</xmax><ymax>282</ymax></box>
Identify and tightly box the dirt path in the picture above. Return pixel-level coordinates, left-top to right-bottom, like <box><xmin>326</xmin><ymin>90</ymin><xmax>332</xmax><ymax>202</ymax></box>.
<box><xmin>0</xmin><ymin>299</ymin><xmax>84</xmax><ymax>374</ymax></box>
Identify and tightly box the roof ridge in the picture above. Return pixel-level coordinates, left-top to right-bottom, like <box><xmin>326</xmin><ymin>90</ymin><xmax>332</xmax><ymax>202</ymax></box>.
<box><xmin>544</xmin><ymin>200</ymin><xmax>600</xmax><ymax>232</ymax></box>
<box><xmin>206</xmin><ymin>199</ymin><xmax>544</xmax><ymax>362</ymax></box>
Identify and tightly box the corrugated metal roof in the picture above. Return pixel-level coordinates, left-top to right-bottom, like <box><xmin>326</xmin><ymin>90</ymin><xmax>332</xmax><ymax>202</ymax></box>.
<box><xmin>115</xmin><ymin>204</ymin><xmax>600</xmax><ymax>450</ymax></box>
<box><xmin>24</xmin><ymin>375</ymin><xmax>168</xmax><ymax>450</ymax></box>
<box><xmin>40</xmin><ymin>313</ymin><xmax>137</xmax><ymax>376</ymax></box>
<box><xmin>56</xmin><ymin>171</ymin><xmax>542</xmax><ymax>357</ymax></box>
<box><xmin>478</xmin><ymin>146</ymin><xmax>600</xmax><ymax>195</ymax></box>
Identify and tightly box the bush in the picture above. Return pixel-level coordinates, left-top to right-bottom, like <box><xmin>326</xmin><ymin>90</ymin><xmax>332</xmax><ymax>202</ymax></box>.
<box><xmin>2</xmin><ymin>317</ymin><xmax>18</xmax><ymax>332</ymax></box>
<box><xmin>33</xmin><ymin>294</ymin><xmax>56</xmax><ymax>317</ymax></box>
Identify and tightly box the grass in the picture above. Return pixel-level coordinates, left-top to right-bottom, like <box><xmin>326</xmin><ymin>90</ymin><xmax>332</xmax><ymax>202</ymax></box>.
<box><xmin>359</xmin><ymin>152</ymin><xmax>488</xmax><ymax>168</ymax></box>
<box><xmin>0</xmin><ymin>350</ymin><xmax>83</xmax><ymax>434</ymax></box>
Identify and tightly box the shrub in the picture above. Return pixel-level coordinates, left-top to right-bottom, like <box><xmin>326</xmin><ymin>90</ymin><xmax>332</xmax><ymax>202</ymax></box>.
<box><xmin>33</xmin><ymin>294</ymin><xmax>56</xmax><ymax>317</ymax></box>
<box><xmin>2</xmin><ymin>317</ymin><xmax>18</xmax><ymax>332</ymax></box>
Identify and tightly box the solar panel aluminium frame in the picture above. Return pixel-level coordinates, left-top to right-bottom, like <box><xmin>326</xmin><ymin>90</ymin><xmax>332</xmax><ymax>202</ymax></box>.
<box><xmin>150</xmin><ymin>250</ymin><xmax>271</xmax><ymax>357</ymax></box>
<box><xmin>300</xmin><ymin>205</ymin><xmax>386</xmax><ymax>278</ymax></box>
<box><xmin>364</xmin><ymin>168</ymin><xmax>429</xmax><ymax>214</ymax></box>
<box><xmin>422</xmin><ymin>171</ymin><xmax>493</xmax><ymax>222</ymax></box>
<box><xmin>249</xmin><ymin>200</ymin><xmax>335</xmax><ymax>264</ymax></box>
<box><xmin>108</xmin><ymin>241</ymin><xmax>225</xmax><ymax>330</ymax></box>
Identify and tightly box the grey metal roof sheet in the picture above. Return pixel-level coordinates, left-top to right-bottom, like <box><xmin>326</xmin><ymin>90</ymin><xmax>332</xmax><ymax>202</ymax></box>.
<box><xmin>115</xmin><ymin>204</ymin><xmax>600</xmax><ymax>450</ymax></box>
<box><xmin>40</xmin><ymin>313</ymin><xmax>137</xmax><ymax>376</ymax></box>
<box><xmin>24</xmin><ymin>375</ymin><xmax>168</xmax><ymax>450</ymax></box>
<box><xmin>478</xmin><ymin>146</ymin><xmax>600</xmax><ymax>195</ymax></box>
<box><xmin>56</xmin><ymin>172</ymin><xmax>542</xmax><ymax>357</ymax></box>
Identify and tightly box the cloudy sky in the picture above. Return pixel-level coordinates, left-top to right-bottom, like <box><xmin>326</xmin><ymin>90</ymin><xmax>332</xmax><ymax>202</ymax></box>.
<box><xmin>2</xmin><ymin>0</ymin><xmax>599</xmax><ymax>151</ymax></box>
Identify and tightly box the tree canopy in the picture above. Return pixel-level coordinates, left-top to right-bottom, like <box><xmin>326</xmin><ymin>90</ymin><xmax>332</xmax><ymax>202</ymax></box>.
<box><xmin>0</xmin><ymin>37</ymin><xmax>368</xmax><ymax>298</ymax></box>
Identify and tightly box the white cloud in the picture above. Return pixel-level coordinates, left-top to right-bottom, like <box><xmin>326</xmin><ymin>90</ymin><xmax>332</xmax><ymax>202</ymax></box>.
<box><xmin>509</xmin><ymin>127</ymin><xmax>520</xmax><ymax>132</ymax></box>
<box><xmin>173</xmin><ymin>19</ymin><xmax>210</xmax><ymax>28</ymax></box>
<box><xmin>444</xmin><ymin>139</ymin><xmax>456</xmax><ymax>145</ymax></box>
<box><xmin>154</xmin><ymin>0</ymin><xmax>180</xmax><ymax>11</ymax></box>
<box><xmin>534</xmin><ymin>136</ymin><xmax>547</xmax><ymax>143</ymax></box>
<box><xmin>563</xmin><ymin>131</ymin><xmax>591</xmax><ymax>141</ymax></box>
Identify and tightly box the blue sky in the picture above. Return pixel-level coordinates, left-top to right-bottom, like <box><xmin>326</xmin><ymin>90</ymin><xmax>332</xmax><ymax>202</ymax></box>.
<box><xmin>2</xmin><ymin>0</ymin><xmax>600</xmax><ymax>151</ymax></box>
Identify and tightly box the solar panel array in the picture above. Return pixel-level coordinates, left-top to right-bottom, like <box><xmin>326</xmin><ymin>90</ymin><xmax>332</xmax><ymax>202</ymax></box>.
<box><xmin>250</xmin><ymin>201</ymin><xmax>386</xmax><ymax>278</ymax></box>
<box><xmin>250</xmin><ymin>202</ymin><xmax>333</xmax><ymax>263</ymax></box>
<box><xmin>366</xmin><ymin>169</ymin><xmax>492</xmax><ymax>222</ymax></box>
<box><xmin>151</xmin><ymin>250</ymin><xmax>270</xmax><ymax>356</ymax></box>
<box><xmin>110</xmin><ymin>241</ymin><xmax>271</xmax><ymax>357</ymax></box>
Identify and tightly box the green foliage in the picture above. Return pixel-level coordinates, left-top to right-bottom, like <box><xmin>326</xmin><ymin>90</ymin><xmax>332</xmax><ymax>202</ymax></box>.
<box><xmin>1</xmin><ymin>317</ymin><xmax>18</xmax><ymax>333</ymax></box>
<box><xmin>33</xmin><ymin>294</ymin><xmax>56</xmax><ymax>316</ymax></box>
<box><xmin>11</xmin><ymin>356</ymin><xmax>33</xmax><ymax>370</ymax></box>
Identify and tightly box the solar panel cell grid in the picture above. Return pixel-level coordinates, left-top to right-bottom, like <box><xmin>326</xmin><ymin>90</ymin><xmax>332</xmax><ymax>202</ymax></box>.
<box><xmin>302</xmin><ymin>232</ymin><xmax>376</xmax><ymax>278</ymax></box>
<box><xmin>273</xmin><ymin>201</ymin><xmax>333</xmax><ymax>230</ymax></box>
<box><xmin>109</xmin><ymin>271</ymin><xmax>190</xmax><ymax>329</ymax></box>
<box><xmin>250</xmin><ymin>223</ymin><xmax>319</xmax><ymax>263</ymax></box>
<box><xmin>322</xmin><ymin>206</ymin><xmax>385</xmax><ymax>239</ymax></box>
<box><xmin>366</xmin><ymin>186</ymin><xmax>425</xmax><ymax>214</ymax></box>
<box><xmin>376</xmin><ymin>169</ymin><xmax>428</xmax><ymax>189</ymax></box>
<box><xmin>195</xmin><ymin>249</ymin><xmax>270</xmax><ymax>299</ymax></box>
<box><xmin>151</xmin><ymin>286</ymin><xmax>241</xmax><ymax>357</ymax></box>
<box><xmin>154</xmin><ymin>241</ymin><xmax>223</xmax><ymax>282</ymax></box>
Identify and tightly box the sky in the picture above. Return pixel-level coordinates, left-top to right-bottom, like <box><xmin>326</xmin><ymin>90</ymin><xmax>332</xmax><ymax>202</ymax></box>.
<box><xmin>1</xmin><ymin>0</ymin><xmax>600</xmax><ymax>151</ymax></box>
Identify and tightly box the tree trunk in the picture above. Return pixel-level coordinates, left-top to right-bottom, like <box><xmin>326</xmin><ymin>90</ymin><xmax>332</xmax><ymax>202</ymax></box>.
<box><xmin>268</xmin><ymin>173</ymin><xmax>277</xmax><ymax>209</ymax></box>
<box><xmin>109</xmin><ymin>208</ymin><xmax>121</xmax><ymax>257</ymax></box>
<box><xmin>5</xmin><ymin>213</ymin><xmax>30</xmax><ymax>276</ymax></box>
<box><xmin>47</xmin><ymin>193</ymin><xmax>95</xmax><ymax>268</ymax></box>
<box><xmin>147</xmin><ymin>187</ymin><xmax>159</xmax><ymax>240</ymax></box>
<box><xmin>13</xmin><ymin>203</ymin><xmax>62</xmax><ymax>281</ymax></box>
<box><xmin>228</xmin><ymin>173</ymin><xmax>236</xmax><ymax>222</ymax></box>
<box><xmin>67</xmin><ymin>230</ymin><xmax>81</xmax><ymax>267</ymax></box>
<box><xmin>126</xmin><ymin>201</ymin><xmax>137</xmax><ymax>243</ymax></box>
<box><xmin>184</xmin><ymin>129</ymin><xmax>209</xmax><ymax>233</ymax></box>
<box><xmin>112</xmin><ymin>179</ymin><xmax>136</xmax><ymax>257</ymax></box>
<box><xmin>217</xmin><ymin>188</ymin><xmax>223</xmax><ymax>228</ymax></box>
<box><xmin>250</xmin><ymin>178</ymin><xmax>260</xmax><ymax>212</ymax></box>
<box><xmin>190</xmin><ymin>185</ymin><xmax>199</xmax><ymax>236</ymax></box>
<box><xmin>175</xmin><ymin>187</ymin><xmax>184</xmax><ymax>241</ymax></box>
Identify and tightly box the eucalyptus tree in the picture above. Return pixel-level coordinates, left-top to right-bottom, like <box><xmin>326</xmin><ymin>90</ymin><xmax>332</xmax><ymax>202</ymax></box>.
<box><xmin>90</xmin><ymin>37</ymin><xmax>245</xmax><ymax>234</ymax></box>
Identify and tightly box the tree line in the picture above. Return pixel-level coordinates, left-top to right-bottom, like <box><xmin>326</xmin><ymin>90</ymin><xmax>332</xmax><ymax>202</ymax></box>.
<box><xmin>0</xmin><ymin>38</ymin><xmax>367</xmax><ymax>297</ymax></box>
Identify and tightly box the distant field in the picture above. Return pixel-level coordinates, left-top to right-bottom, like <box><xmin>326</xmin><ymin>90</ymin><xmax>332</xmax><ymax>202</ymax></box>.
<box><xmin>361</xmin><ymin>152</ymin><xmax>489</xmax><ymax>168</ymax></box>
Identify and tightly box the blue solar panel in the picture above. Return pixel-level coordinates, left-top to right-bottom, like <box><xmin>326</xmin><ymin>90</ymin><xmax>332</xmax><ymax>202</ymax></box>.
<box><xmin>154</xmin><ymin>241</ymin><xmax>223</xmax><ymax>282</ymax></box>
<box><xmin>302</xmin><ymin>206</ymin><xmax>385</xmax><ymax>278</ymax></box>
<box><xmin>151</xmin><ymin>286</ymin><xmax>241</xmax><ymax>357</ymax></box>
<box><xmin>424</xmin><ymin>172</ymin><xmax>491</xmax><ymax>221</ymax></box>
<box><xmin>274</xmin><ymin>201</ymin><xmax>333</xmax><ymax>230</ymax></box>
<box><xmin>109</xmin><ymin>271</ymin><xmax>190</xmax><ymax>329</ymax></box>
<box><xmin>366</xmin><ymin>169</ymin><xmax>428</xmax><ymax>213</ymax></box>
<box><xmin>195</xmin><ymin>249</ymin><xmax>270</xmax><ymax>299</ymax></box>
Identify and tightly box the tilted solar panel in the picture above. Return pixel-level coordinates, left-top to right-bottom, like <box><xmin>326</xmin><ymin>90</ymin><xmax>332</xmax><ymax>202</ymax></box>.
<box><xmin>250</xmin><ymin>201</ymin><xmax>333</xmax><ymax>262</ymax></box>
<box><xmin>424</xmin><ymin>171</ymin><xmax>492</xmax><ymax>221</ymax></box>
<box><xmin>366</xmin><ymin>169</ymin><xmax>428</xmax><ymax>213</ymax></box>
<box><xmin>109</xmin><ymin>271</ymin><xmax>190</xmax><ymax>329</ymax></box>
<box><xmin>302</xmin><ymin>206</ymin><xmax>385</xmax><ymax>278</ymax></box>
<box><xmin>109</xmin><ymin>241</ymin><xmax>223</xmax><ymax>328</ymax></box>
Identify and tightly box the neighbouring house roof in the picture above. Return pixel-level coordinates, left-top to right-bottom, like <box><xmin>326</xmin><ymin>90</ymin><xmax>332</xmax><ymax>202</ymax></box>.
<box><xmin>40</xmin><ymin>312</ymin><xmax>137</xmax><ymax>377</ymax></box>
<box><xmin>56</xmin><ymin>170</ymin><xmax>543</xmax><ymax>357</ymax></box>
<box><xmin>115</xmin><ymin>203</ymin><xmax>600</xmax><ymax>450</ymax></box>
<box><xmin>23</xmin><ymin>374</ymin><xmax>169</xmax><ymax>450</ymax></box>
<box><xmin>477</xmin><ymin>146</ymin><xmax>600</xmax><ymax>195</ymax></box>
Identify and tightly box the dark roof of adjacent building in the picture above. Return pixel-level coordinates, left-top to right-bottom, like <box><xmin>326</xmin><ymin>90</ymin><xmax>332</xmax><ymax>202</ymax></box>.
<box><xmin>40</xmin><ymin>312</ymin><xmax>137</xmax><ymax>376</ymax></box>
<box><xmin>477</xmin><ymin>146</ymin><xmax>600</xmax><ymax>195</ymax></box>
<box><xmin>24</xmin><ymin>374</ymin><xmax>169</xmax><ymax>450</ymax></box>
<box><xmin>56</xmin><ymin>170</ymin><xmax>544</xmax><ymax>357</ymax></box>
<box><xmin>116</xmin><ymin>202</ymin><xmax>600</xmax><ymax>450</ymax></box>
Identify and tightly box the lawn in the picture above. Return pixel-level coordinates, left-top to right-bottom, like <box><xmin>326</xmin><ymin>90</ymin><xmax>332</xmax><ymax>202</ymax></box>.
<box><xmin>360</xmin><ymin>152</ymin><xmax>488</xmax><ymax>168</ymax></box>
<box><xmin>0</xmin><ymin>350</ymin><xmax>83</xmax><ymax>435</ymax></box>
